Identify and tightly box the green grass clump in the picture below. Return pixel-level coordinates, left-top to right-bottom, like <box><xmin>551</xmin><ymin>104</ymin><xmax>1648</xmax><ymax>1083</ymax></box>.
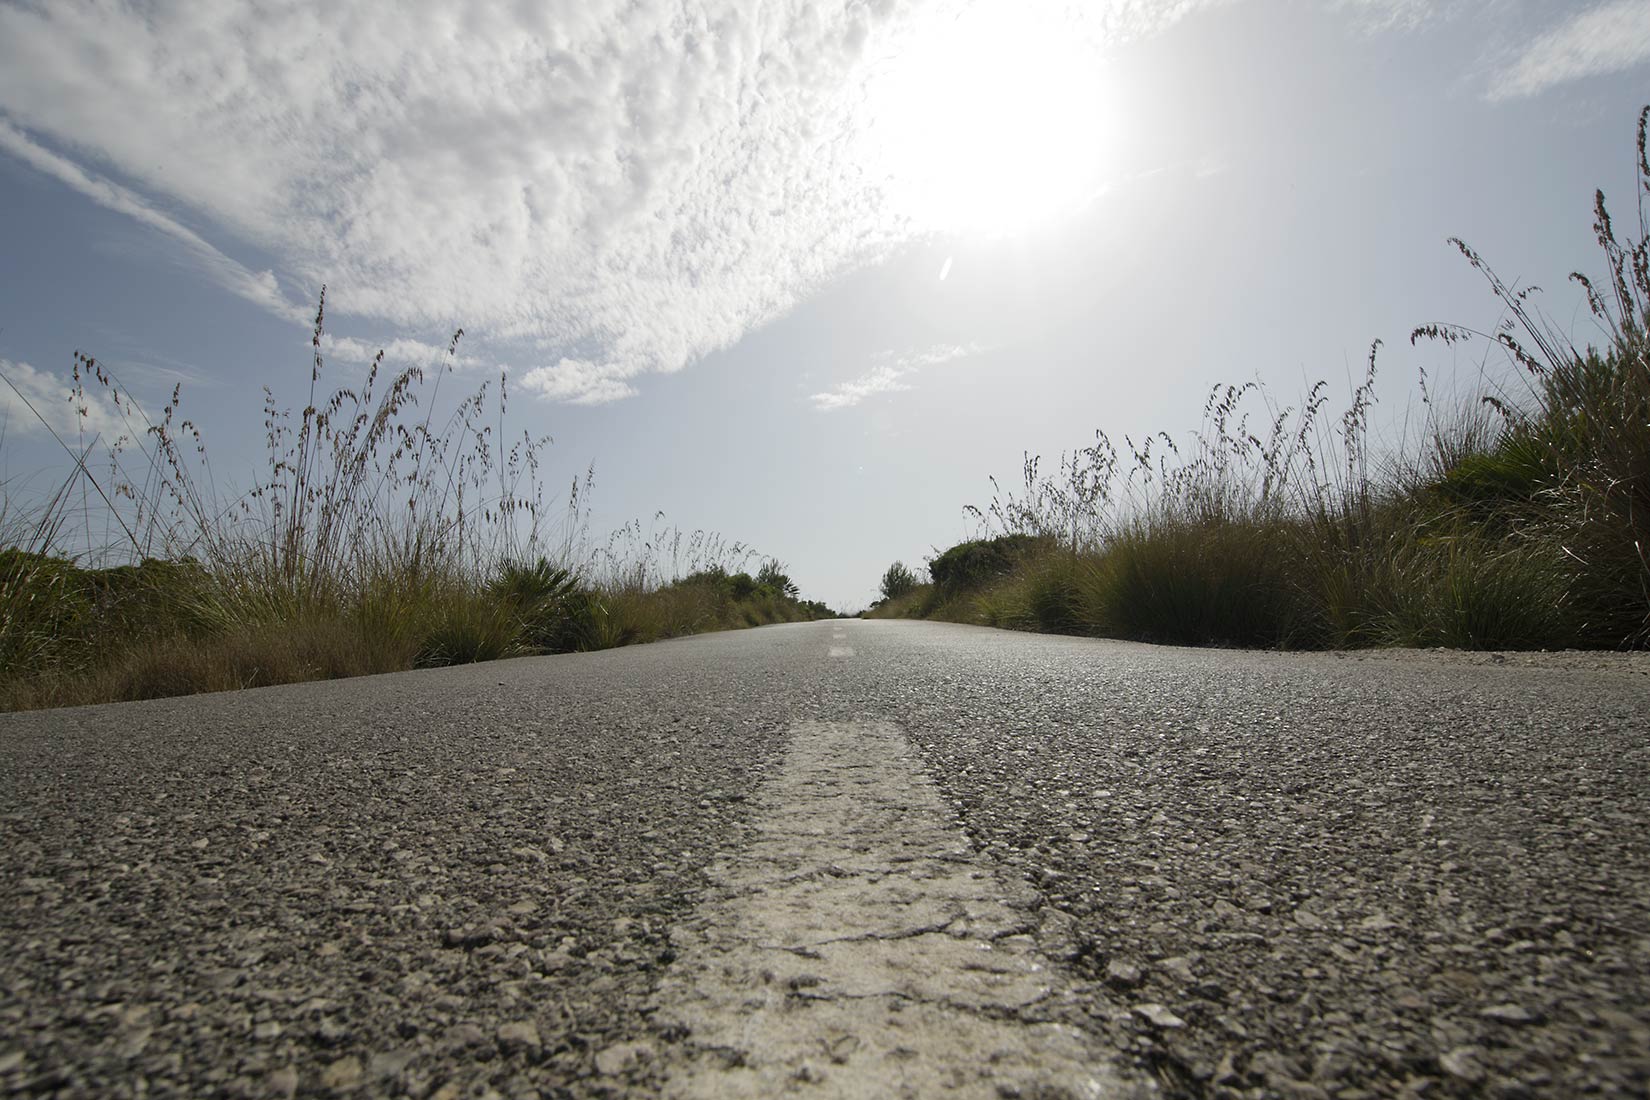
<box><xmin>1374</xmin><ymin>532</ymin><xmax>1574</xmax><ymax>650</ymax></box>
<box><xmin>1081</xmin><ymin>518</ymin><xmax>1312</xmax><ymax>647</ymax></box>
<box><xmin>1022</xmin><ymin>553</ymin><xmax>1086</xmax><ymax>634</ymax></box>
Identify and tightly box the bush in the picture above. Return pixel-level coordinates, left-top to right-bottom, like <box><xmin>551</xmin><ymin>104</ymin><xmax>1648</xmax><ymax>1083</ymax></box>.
<box><xmin>928</xmin><ymin>534</ymin><xmax>1053</xmax><ymax>593</ymax></box>
<box><xmin>879</xmin><ymin>560</ymin><xmax>920</xmax><ymax>601</ymax></box>
<box><xmin>756</xmin><ymin>560</ymin><xmax>799</xmax><ymax>599</ymax></box>
<box><xmin>491</xmin><ymin>558</ymin><xmax>604</xmax><ymax>653</ymax></box>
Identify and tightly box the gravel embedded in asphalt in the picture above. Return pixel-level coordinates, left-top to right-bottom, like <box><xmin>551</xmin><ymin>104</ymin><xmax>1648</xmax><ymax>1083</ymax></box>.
<box><xmin>2</xmin><ymin>620</ymin><xmax>1647</xmax><ymax>1099</ymax></box>
<box><xmin>868</xmin><ymin>628</ymin><xmax>1650</xmax><ymax>1099</ymax></box>
<box><xmin>1</xmin><ymin>641</ymin><xmax>799</xmax><ymax>1099</ymax></box>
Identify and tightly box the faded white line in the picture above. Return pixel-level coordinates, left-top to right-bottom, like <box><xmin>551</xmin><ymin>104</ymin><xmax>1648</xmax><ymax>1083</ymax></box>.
<box><xmin>828</xmin><ymin>645</ymin><xmax>855</xmax><ymax>657</ymax></box>
<box><xmin>652</xmin><ymin>721</ymin><xmax>1136</xmax><ymax>1098</ymax></box>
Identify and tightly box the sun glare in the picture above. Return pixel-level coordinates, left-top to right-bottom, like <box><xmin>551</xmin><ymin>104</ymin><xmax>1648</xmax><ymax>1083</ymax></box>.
<box><xmin>860</xmin><ymin>1</ymin><xmax>1114</xmax><ymax>237</ymax></box>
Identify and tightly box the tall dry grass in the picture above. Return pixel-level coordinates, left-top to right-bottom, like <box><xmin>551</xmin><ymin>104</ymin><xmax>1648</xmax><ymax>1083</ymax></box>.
<box><xmin>881</xmin><ymin>108</ymin><xmax>1650</xmax><ymax>652</ymax></box>
<box><xmin>1</xmin><ymin>292</ymin><xmax>833</xmax><ymax>711</ymax></box>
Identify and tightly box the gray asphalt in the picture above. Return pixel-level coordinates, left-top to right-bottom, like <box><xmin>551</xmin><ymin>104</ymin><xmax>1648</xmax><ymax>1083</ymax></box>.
<box><xmin>2</xmin><ymin>620</ymin><xmax>1647</xmax><ymax>1099</ymax></box>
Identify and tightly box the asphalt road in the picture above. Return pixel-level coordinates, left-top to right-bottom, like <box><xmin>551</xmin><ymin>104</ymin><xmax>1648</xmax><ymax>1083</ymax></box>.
<box><xmin>3</xmin><ymin>620</ymin><xmax>1647</xmax><ymax>1099</ymax></box>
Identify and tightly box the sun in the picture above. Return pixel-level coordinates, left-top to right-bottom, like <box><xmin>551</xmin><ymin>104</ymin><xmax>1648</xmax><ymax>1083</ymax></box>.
<box><xmin>859</xmin><ymin>1</ymin><xmax>1116</xmax><ymax>237</ymax></box>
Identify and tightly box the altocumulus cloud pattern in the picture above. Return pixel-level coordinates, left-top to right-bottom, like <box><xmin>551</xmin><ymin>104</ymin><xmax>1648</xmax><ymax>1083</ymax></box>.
<box><xmin>0</xmin><ymin>0</ymin><xmax>1218</xmax><ymax>403</ymax></box>
<box><xmin>0</xmin><ymin>0</ymin><xmax>1640</xmax><ymax>403</ymax></box>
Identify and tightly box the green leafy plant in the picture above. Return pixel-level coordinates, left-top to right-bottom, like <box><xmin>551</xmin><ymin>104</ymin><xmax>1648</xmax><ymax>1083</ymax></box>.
<box><xmin>879</xmin><ymin>560</ymin><xmax>920</xmax><ymax>601</ymax></box>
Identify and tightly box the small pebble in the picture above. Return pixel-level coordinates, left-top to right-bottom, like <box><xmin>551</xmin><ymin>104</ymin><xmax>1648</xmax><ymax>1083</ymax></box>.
<box><xmin>320</xmin><ymin>1056</ymin><xmax>362</xmax><ymax>1092</ymax></box>
<box><xmin>1478</xmin><ymin>1003</ymin><xmax>1540</xmax><ymax>1024</ymax></box>
<box><xmin>1439</xmin><ymin>1046</ymin><xmax>1486</xmax><ymax>1083</ymax></box>
<box><xmin>1133</xmin><ymin>1003</ymin><xmax>1186</xmax><ymax>1029</ymax></box>
<box><xmin>1106</xmin><ymin>960</ymin><xmax>1143</xmax><ymax>987</ymax></box>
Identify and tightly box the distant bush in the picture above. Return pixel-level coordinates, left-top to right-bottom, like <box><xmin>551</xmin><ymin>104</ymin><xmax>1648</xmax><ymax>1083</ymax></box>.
<box><xmin>879</xmin><ymin>560</ymin><xmax>920</xmax><ymax>601</ymax></box>
<box><xmin>756</xmin><ymin>560</ymin><xmax>800</xmax><ymax>600</ymax></box>
<box><xmin>927</xmin><ymin>534</ymin><xmax>1053</xmax><ymax>594</ymax></box>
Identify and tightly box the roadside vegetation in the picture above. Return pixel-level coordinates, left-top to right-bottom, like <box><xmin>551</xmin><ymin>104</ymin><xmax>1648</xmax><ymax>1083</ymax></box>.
<box><xmin>0</xmin><ymin>295</ymin><xmax>833</xmax><ymax>713</ymax></box>
<box><xmin>869</xmin><ymin>108</ymin><xmax>1650</xmax><ymax>653</ymax></box>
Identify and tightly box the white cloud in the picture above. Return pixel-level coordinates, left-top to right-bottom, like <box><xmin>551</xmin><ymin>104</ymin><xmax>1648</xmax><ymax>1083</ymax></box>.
<box><xmin>812</xmin><ymin>365</ymin><xmax>915</xmax><ymax>411</ymax></box>
<box><xmin>0</xmin><ymin>0</ymin><xmax>1205</xmax><ymax>404</ymax></box>
<box><xmin>321</xmin><ymin>335</ymin><xmax>484</xmax><ymax>374</ymax></box>
<box><xmin>0</xmin><ymin>358</ymin><xmax>128</xmax><ymax>442</ymax></box>
<box><xmin>1491</xmin><ymin>0</ymin><xmax>1650</xmax><ymax>100</ymax></box>
<box><xmin>811</xmin><ymin>343</ymin><xmax>981</xmax><ymax>411</ymax></box>
<box><xmin>1332</xmin><ymin>0</ymin><xmax>1446</xmax><ymax>33</ymax></box>
<box><xmin>520</xmin><ymin>359</ymin><xmax>640</xmax><ymax>406</ymax></box>
<box><xmin>0</xmin><ymin>120</ymin><xmax>307</xmax><ymax>325</ymax></box>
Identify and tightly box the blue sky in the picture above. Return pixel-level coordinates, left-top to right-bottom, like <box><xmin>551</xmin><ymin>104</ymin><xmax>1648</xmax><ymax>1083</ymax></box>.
<box><xmin>2</xmin><ymin>0</ymin><xmax>1648</xmax><ymax>609</ymax></box>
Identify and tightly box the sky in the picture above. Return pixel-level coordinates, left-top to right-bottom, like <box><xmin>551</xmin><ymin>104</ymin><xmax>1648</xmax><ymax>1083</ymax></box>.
<box><xmin>1</xmin><ymin>0</ymin><xmax>1648</xmax><ymax>610</ymax></box>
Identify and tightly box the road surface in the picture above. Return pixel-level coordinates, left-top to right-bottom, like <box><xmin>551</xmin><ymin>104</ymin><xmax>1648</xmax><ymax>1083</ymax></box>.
<box><xmin>3</xmin><ymin>619</ymin><xmax>1647</xmax><ymax>1098</ymax></box>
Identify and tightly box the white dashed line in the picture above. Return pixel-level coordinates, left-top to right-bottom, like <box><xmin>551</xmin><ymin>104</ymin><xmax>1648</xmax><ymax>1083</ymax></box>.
<box><xmin>652</xmin><ymin>721</ymin><xmax>1135</xmax><ymax>1098</ymax></box>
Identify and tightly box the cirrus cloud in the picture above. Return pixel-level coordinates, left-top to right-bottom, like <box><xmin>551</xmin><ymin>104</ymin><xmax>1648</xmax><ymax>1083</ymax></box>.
<box><xmin>1490</xmin><ymin>0</ymin><xmax>1650</xmax><ymax>101</ymax></box>
<box><xmin>0</xmin><ymin>119</ymin><xmax>305</xmax><ymax>325</ymax></box>
<box><xmin>811</xmin><ymin>342</ymin><xmax>982</xmax><ymax>411</ymax></box>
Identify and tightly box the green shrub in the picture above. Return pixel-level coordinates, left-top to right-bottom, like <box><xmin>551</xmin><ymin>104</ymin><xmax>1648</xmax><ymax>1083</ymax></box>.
<box><xmin>756</xmin><ymin>560</ymin><xmax>799</xmax><ymax>599</ymax></box>
<box><xmin>493</xmin><ymin>557</ymin><xmax>578</xmax><ymax>607</ymax></box>
<box><xmin>491</xmin><ymin>557</ymin><xmax>603</xmax><ymax>652</ymax></box>
<box><xmin>879</xmin><ymin>560</ymin><xmax>920</xmax><ymax>601</ymax></box>
<box><xmin>928</xmin><ymin>534</ymin><xmax>1053</xmax><ymax>594</ymax></box>
<box><xmin>1429</xmin><ymin>435</ymin><xmax>1549</xmax><ymax>515</ymax></box>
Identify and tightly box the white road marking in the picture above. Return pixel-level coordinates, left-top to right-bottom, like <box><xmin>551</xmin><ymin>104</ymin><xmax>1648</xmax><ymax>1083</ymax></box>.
<box><xmin>653</xmin><ymin>721</ymin><xmax>1135</xmax><ymax>1099</ymax></box>
<box><xmin>828</xmin><ymin>645</ymin><xmax>855</xmax><ymax>657</ymax></box>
